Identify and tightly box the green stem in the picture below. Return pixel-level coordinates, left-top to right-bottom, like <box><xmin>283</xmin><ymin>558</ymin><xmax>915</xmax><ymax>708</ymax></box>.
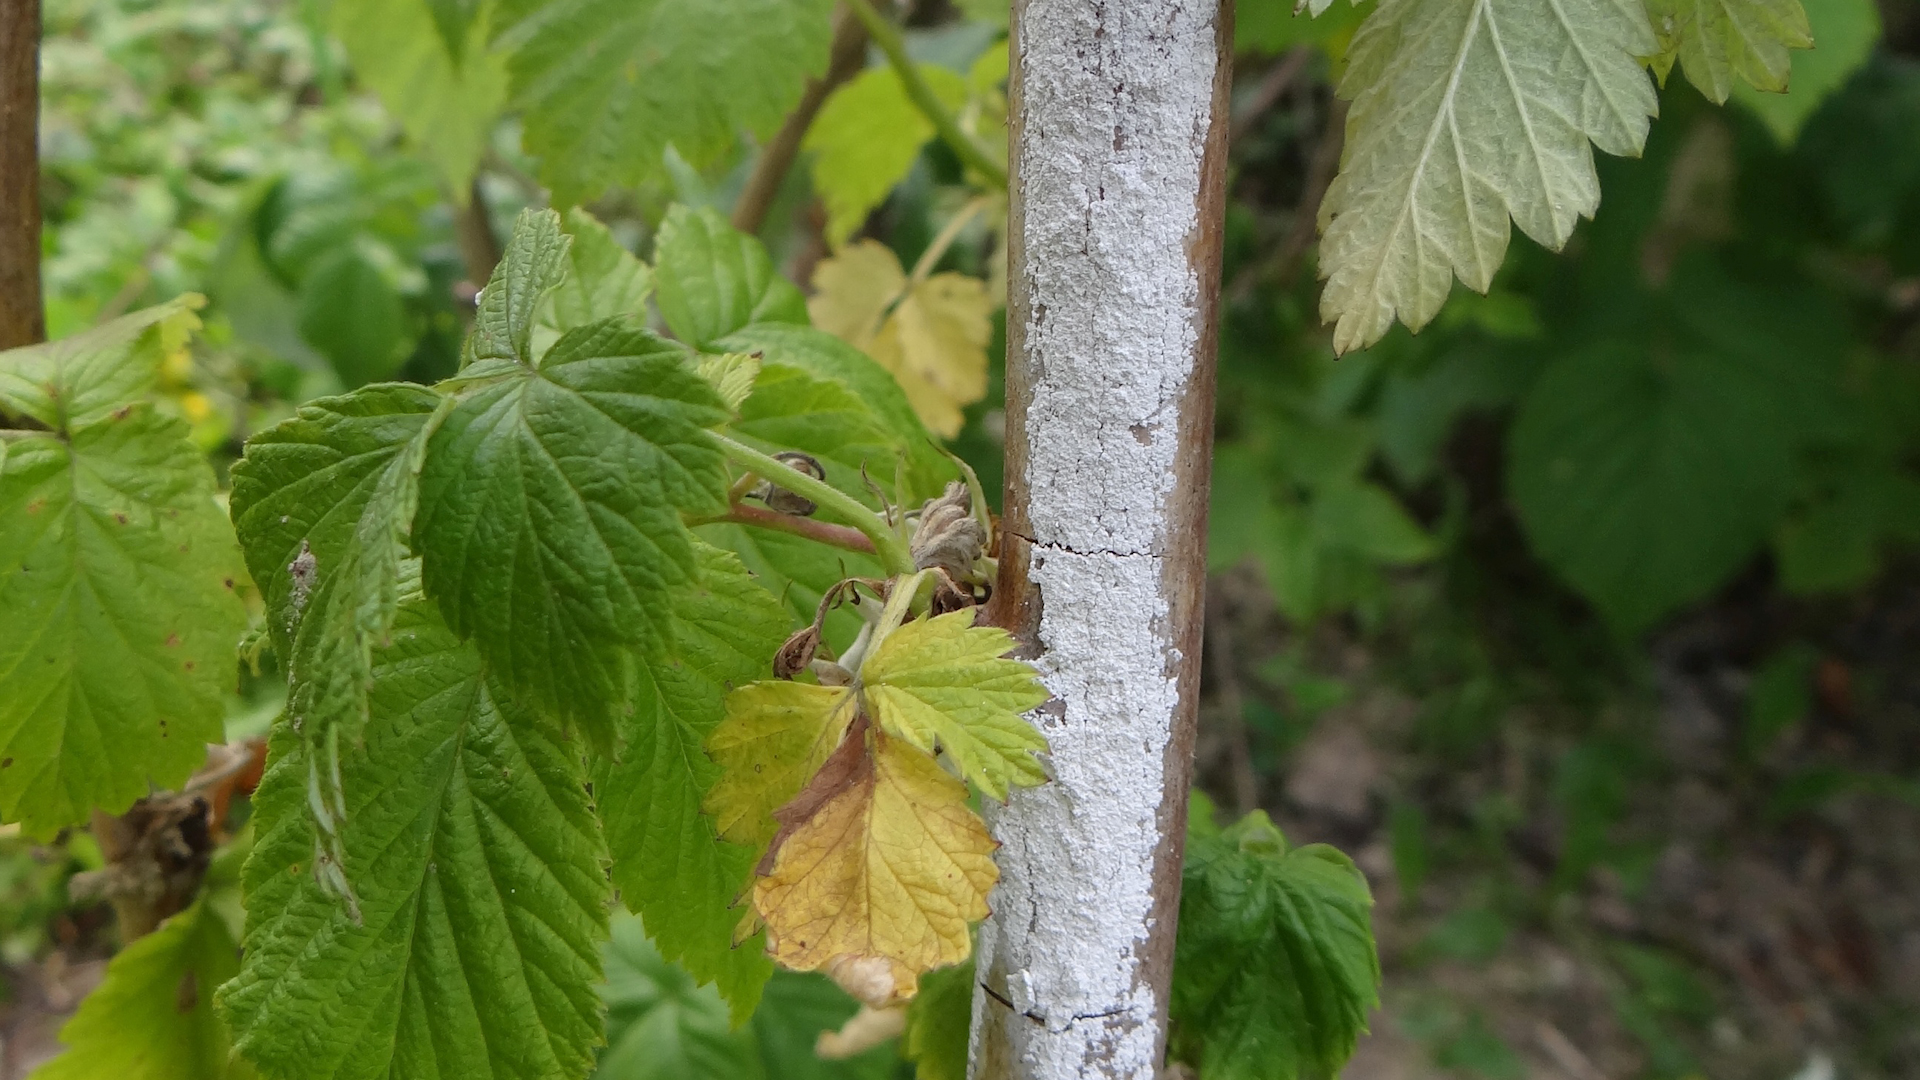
<box><xmin>846</xmin><ymin>0</ymin><xmax>1009</xmax><ymax>190</ymax></box>
<box><xmin>709</xmin><ymin>432</ymin><xmax>916</xmax><ymax>575</ymax></box>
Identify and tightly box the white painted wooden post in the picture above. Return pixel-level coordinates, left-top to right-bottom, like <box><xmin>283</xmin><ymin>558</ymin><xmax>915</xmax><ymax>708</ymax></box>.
<box><xmin>972</xmin><ymin>1</ymin><xmax>1232</xmax><ymax>1078</ymax></box>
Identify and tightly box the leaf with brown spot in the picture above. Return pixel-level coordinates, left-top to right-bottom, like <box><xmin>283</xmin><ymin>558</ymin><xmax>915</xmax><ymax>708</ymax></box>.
<box><xmin>751</xmin><ymin>718</ymin><xmax>997</xmax><ymax>1007</ymax></box>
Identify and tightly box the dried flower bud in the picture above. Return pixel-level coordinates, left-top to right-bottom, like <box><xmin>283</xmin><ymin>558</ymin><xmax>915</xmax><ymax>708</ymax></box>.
<box><xmin>911</xmin><ymin>481</ymin><xmax>987</xmax><ymax>582</ymax></box>
<box><xmin>773</xmin><ymin>625</ymin><xmax>822</xmax><ymax>680</ymax></box>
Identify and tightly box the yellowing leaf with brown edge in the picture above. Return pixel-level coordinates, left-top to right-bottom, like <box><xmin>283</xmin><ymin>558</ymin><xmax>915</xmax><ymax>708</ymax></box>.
<box><xmin>809</xmin><ymin>240</ymin><xmax>990</xmax><ymax>439</ymax></box>
<box><xmin>753</xmin><ymin>719</ymin><xmax>996</xmax><ymax>1006</ymax></box>
<box><xmin>704</xmin><ymin>679</ymin><xmax>860</xmax><ymax>848</ymax></box>
<box><xmin>861</xmin><ymin>608</ymin><xmax>1049</xmax><ymax>801</ymax></box>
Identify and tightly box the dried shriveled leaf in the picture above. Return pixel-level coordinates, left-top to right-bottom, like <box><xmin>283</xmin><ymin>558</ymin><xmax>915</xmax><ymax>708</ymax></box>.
<box><xmin>753</xmin><ymin>722</ymin><xmax>996</xmax><ymax>1007</ymax></box>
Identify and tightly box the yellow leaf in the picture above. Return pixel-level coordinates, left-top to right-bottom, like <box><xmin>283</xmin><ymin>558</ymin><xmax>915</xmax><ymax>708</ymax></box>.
<box><xmin>808</xmin><ymin>241</ymin><xmax>991</xmax><ymax>439</ymax></box>
<box><xmin>753</xmin><ymin>720</ymin><xmax>997</xmax><ymax>1006</ymax></box>
<box><xmin>861</xmin><ymin>608</ymin><xmax>1049</xmax><ymax>800</ymax></box>
<box><xmin>704</xmin><ymin>680</ymin><xmax>860</xmax><ymax>847</ymax></box>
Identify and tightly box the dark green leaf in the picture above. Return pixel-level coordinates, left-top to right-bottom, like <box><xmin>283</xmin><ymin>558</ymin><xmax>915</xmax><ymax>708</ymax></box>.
<box><xmin>1508</xmin><ymin>343</ymin><xmax>1797</xmax><ymax>633</ymax></box>
<box><xmin>903</xmin><ymin>961</ymin><xmax>972</xmax><ymax>1080</ymax></box>
<box><xmin>594</xmin><ymin>543</ymin><xmax>791</xmax><ymax>1019</ymax></box>
<box><xmin>414</xmin><ymin>319</ymin><xmax>729</xmax><ymax>743</ymax></box>
<box><xmin>297</xmin><ymin>247</ymin><xmax>410</xmax><ymax>388</ymax></box>
<box><xmin>1170</xmin><ymin>811</ymin><xmax>1380</xmax><ymax>1080</ymax></box>
<box><xmin>220</xmin><ymin>603</ymin><xmax>610</xmax><ymax>1080</ymax></box>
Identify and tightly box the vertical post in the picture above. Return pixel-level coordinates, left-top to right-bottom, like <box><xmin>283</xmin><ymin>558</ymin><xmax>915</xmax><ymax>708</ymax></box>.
<box><xmin>973</xmin><ymin>1</ymin><xmax>1231</xmax><ymax>1078</ymax></box>
<box><xmin>0</xmin><ymin>0</ymin><xmax>41</xmax><ymax>349</ymax></box>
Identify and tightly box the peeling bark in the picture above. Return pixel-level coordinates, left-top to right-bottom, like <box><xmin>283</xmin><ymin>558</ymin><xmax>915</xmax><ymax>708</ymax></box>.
<box><xmin>973</xmin><ymin>2</ymin><xmax>1232</xmax><ymax>1077</ymax></box>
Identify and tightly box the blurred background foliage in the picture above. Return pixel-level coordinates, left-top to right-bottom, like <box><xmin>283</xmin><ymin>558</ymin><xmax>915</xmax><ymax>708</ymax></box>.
<box><xmin>1</xmin><ymin>0</ymin><xmax>1917</xmax><ymax>1077</ymax></box>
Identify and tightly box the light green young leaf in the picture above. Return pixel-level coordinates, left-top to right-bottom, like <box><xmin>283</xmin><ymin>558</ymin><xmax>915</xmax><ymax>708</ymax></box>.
<box><xmin>0</xmin><ymin>404</ymin><xmax>245</xmax><ymax>835</ymax></box>
<box><xmin>1508</xmin><ymin>343</ymin><xmax>1796</xmax><ymax>632</ymax></box>
<box><xmin>218</xmin><ymin>603</ymin><xmax>610</xmax><ymax>1080</ymax></box>
<box><xmin>594</xmin><ymin>543</ymin><xmax>791</xmax><ymax>1020</ymax></box>
<box><xmin>1647</xmin><ymin>0</ymin><xmax>1812</xmax><ymax>102</ymax></box>
<box><xmin>535</xmin><ymin>208</ymin><xmax>657</xmax><ymax>359</ymax></box>
<box><xmin>473</xmin><ymin>208</ymin><xmax>572</xmax><ymax>366</ymax></box>
<box><xmin>654</xmin><ymin>206</ymin><xmax>809</xmax><ymax>349</ymax></box>
<box><xmin>730</xmin><ymin>362</ymin><xmax>908</xmax><ymax>505</ymax></box>
<box><xmin>0</xmin><ymin>296</ymin><xmax>202</xmax><ymax>429</ymax></box>
<box><xmin>414</xmin><ymin>318</ymin><xmax>730</xmax><ymax>745</ymax></box>
<box><xmin>30</xmin><ymin>899</ymin><xmax>249</xmax><ymax>1080</ymax></box>
<box><xmin>1732</xmin><ymin>0</ymin><xmax>1877</xmax><ymax>143</ymax></box>
<box><xmin>1170</xmin><ymin>812</ymin><xmax>1380</xmax><ymax>1080</ymax></box>
<box><xmin>714</xmin><ymin>321</ymin><xmax>956</xmax><ymax>504</ymax></box>
<box><xmin>494</xmin><ymin>0</ymin><xmax>836</xmax><ymax>202</ymax></box>
<box><xmin>697</xmin><ymin>353</ymin><xmax>763</xmax><ymax>413</ymax></box>
<box><xmin>332</xmin><ymin>0</ymin><xmax>507</xmax><ymax>193</ymax></box>
<box><xmin>903</xmin><ymin>961</ymin><xmax>973</xmax><ymax>1080</ymax></box>
<box><xmin>861</xmin><ymin>609</ymin><xmax>1050</xmax><ymax>801</ymax></box>
<box><xmin>1318</xmin><ymin>0</ymin><xmax>1658</xmax><ymax>353</ymax></box>
<box><xmin>806</xmin><ymin>65</ymin><xmax>970</xmax><ymax>246</ymax></box>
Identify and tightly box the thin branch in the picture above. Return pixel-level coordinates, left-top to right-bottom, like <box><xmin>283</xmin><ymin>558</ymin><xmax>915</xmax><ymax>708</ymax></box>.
<box><xmin>1229</xmin><ymin>45</ymin><xmax>1312</xmax><ymax>144</ymax></box>
<box><xmin>685</xmin><ymin>501</ymin><xmax>879</xmax><ymax>556</ymax></box>
<box><xmin>0</xmin><ymin>0</ymin><xmax>44</xmax><ymax>348</ymax></box>
<box><xmin>708</xmin><ymin>431</ymin><xmax>916</xmax><ymax>575</ymax></box>
<box><xmin>733</xmin><ymin>6</ymin><xmax>872</xmax><ymax>235</ymax></box>
<box><xmin>454</xmin><ymin>175</ymin><xmax>502</xmax><ymax>289</ymax></box>
<box><xmin>846</xmin><ymin>0</ymin><xmax>1009</xmax><ymax>189</ymax></box>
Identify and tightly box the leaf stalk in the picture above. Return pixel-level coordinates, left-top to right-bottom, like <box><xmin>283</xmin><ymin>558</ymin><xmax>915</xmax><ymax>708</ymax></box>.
<box><xmin>708</xmin><ymin>432</ymin><xmax>916</xmax><ymax>575</ymax></box>
<box><xmin>845</xmin><ymin>0</ymin><xmax>1009</xmax><ymax>190</ymax></box>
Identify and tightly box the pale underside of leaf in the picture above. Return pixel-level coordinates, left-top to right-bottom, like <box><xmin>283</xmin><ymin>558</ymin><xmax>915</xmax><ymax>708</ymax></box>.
<box><xmin>1647</xmin><ymin>0</ymin><xmax>1812</xmax><ymax>102</ymax></box>
<box><xmin>1317</xmin><ymin>0</ymin><xmax>1658</xmax><ymax>353</ymax></box>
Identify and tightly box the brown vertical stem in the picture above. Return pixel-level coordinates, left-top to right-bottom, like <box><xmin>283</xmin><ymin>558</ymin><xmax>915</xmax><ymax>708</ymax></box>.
<box><xmin>454</xmin><ymin>175</ymin><xmax>501</xmax><ymax>289</ymax></box>
<box><xmin>731</xmin><ymin>6</ymin><xmax>871</xmax><ymax>236</ymax></box>
<box><xmin>0</xmin><ymin>0</ymin><xmax>43</xmax><ymax>348</ymax></box>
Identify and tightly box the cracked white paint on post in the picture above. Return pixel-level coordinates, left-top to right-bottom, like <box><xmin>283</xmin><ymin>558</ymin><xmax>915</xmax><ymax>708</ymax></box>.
<box><xmin>969</xmin><ymin>1</ymin><xmax>1226</xmax><ymax>1078</ymax></box>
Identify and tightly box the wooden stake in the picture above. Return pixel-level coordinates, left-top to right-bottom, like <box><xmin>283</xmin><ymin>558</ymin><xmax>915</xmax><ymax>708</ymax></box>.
<box><xmin>973</xmin><ymin>1</ymin><xmax>1233</xmax><ymax>1076</ymax></box>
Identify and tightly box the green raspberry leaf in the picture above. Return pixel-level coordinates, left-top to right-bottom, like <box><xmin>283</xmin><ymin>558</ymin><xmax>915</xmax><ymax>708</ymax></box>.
<box><xmin>598</xmin><ymin>911</ymin><xmax>899</xmax><ymax>1080</ymax></box>
<box><xmin>0</xmin><ymin>296</ymin><xmax>203</xmax><ymax>430</ymax></box>
<box><xmin>714</xmin><ymin>322</ymin><xmax>955</xmax><ymax>504</ymax></box>
<box><xmin>654</xmin><ymin>207</ymin><xmax>809</xmax><ymax>350</ymax></box>
<box><xmin>694</xmin><ymin>522</ymin><xmax>882</xmax><ymax>644</ymax></box>
<box><xmin>730</xmin><ymin>362</ymin><xmax>908</xmax><ymax>507</ymax></box>
<box><xmin>332</xmin><ymin>0</ymin><xmax>507</xmax><ymax>192</ymax></box>
<box><xmin>861</xmin><ymin>609</ymin><xmax>1050</xmax><ymax>801</ymax></box>
<box><xmin>29</xmin><ymin>898</ymin><xmax>247</xmax><ymax>1080</ymax></box>
<box><xmin>414</xmin><ymin>318</ymin><xmax>730</xmax><ymax>745</ymax></box>
<box><xmin>229</xmin><ymin>384</ymin><xmax>443</xmax><ymax>736</ymax></box>
<box><xmin>539</xmin><ymin>207</ymin><xmax>655</xmax><ymax>351</ymax></box>
<box><xmin>805</xmin><ymin>65</ymin><xmax>969</xmax><ymax>247</ymax></box>
<box><xmin>593</xmin><ymin>542</ymin><xmax>791</xmax><ymax>1020</ymax></box>
<box><xmin>474</xmin><ymin>208</ymin><xmax>572</xmax><ymax>367</ymax></box>
<box><xmin>0</xmin><ymin>405</ymin><xmax>245</xmax><ymax>835</ymax></box>
<box><xmin>903</xmin><ymin>960</ymin><xmax>973</xmax><ymax>1080</ymax></box>
<box><xmin>219</xmin><ymin>603</ymin><xmax>610</xmax><ymax>1080</ymax></box>
<box><xmin>494</xmin><ymin>0</ymin><xmax>836</xmax><ymax>203</ymax></box>
<box><xmin>1170</xmin><ymin>812</ymin><xmax>1381</xmax><ymax>1080</ymax></box>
